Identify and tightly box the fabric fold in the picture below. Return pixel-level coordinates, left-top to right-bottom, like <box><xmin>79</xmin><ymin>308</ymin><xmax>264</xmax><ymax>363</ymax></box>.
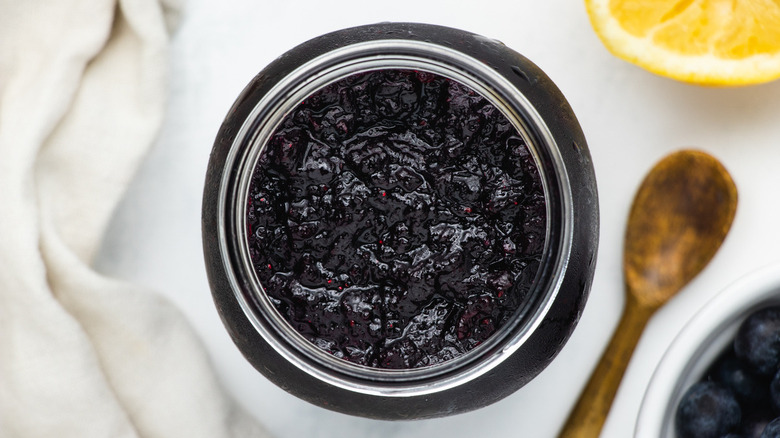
<box><xmin>0</xmin><ymin>0</ymin><xmax>267</xmax><ymax>436</ymax></box>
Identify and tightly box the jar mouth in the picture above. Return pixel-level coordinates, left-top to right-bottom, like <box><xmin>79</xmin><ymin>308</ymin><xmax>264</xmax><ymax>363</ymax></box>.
<box><xmin>216</xmin><ymin>39</ymin><xmax>574</xmax><ymax>396</ymax></box>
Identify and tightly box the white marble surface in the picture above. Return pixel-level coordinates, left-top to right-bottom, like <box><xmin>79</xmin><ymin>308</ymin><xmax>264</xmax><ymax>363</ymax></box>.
<box><xmin>95</xmin><ymin>1</ymin><xmax>780</xmax><ymax>437</ymax></box>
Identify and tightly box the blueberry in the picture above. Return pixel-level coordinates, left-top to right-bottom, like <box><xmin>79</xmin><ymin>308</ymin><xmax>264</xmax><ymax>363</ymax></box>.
<box><xmin>734</xmin><ymin>307</ymin><xmax>780</xmax><ymax>376</ymax></box>
<box><xmin>771</xmin><ymin>369</ymin><xmax>780</xmax><ymax>412</ymax></box>
<box><xmin>710</xmin><ymin>352</ymin><xmax>771</xmax><ymax>407</ymax></box>
<box><xmin>741</xmin><ymin>409</ymin><xmax>776</xmax><ymax>438</ymax></box>
<box><xmin>761</xmin><ymin>417</ymin><xmax>780</xmax><ymax>438</ymax></box>
<box><xmin>676</xmin><ymin>382</ymin><xmax>741</xmax><ymax>438</ymax></box>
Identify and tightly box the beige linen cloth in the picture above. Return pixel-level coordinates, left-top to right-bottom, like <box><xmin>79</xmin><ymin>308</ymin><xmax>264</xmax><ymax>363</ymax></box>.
<box><xmin>0</xmin><ymin>0</ymin><xmax>268</xmax><ymax>436</ymax></box>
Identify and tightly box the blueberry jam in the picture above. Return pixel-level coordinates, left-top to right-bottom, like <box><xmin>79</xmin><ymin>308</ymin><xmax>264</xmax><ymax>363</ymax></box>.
<box><xmin>245</xmin><ymin>69</ymin><xmax>547</xmax><ymax>369</ymax></box>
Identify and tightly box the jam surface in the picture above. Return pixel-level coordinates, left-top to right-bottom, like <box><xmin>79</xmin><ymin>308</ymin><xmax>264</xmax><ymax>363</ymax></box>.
<box><xmin>246</xmin><ymin>69</ymin><xmax>547</xmax><ymax>369</ymax></box>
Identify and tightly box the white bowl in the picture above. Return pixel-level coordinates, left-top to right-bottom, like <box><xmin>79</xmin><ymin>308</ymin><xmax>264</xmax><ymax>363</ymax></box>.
<box><xmin>635</xmin><ymin>263</ymin><xmax>780</xmax><ymax>437</ymax></box>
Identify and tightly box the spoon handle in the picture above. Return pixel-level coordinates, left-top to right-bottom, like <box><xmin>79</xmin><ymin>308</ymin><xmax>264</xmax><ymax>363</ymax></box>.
<box><xmin>557</xmin><ymin>299</ymin><xmax>654</xmax><ymax>438</ymax></box>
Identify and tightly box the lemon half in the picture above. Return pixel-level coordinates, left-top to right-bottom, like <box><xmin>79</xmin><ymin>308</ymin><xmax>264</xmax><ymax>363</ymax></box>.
<box><xmin>585</xmin><ymin>0</ymin><xmax>780</xmax><ymax>85</ymax></box>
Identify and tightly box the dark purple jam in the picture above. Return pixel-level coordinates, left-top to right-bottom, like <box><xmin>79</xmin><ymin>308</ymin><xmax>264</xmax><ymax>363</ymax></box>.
<box><xmin>246</xmin><ymin>69</ymin><xmax>546</xmax><ymax>369</ymax></box>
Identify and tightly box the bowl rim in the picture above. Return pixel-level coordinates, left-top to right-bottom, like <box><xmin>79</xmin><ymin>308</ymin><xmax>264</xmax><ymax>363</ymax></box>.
<box><xmin>635</xmin><ymin>263</ymin><xmax>780</xmax><ymax>437</ymax></box>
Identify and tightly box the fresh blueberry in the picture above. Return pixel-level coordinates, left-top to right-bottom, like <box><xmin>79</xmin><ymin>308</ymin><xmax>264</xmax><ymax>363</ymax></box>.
<box><xmin>760</xmin><ymin>417</ymin><xmax>780</xmax><ymax>438</ymax></box>
<box><xmin>676</xmin><ymin>381</ymin><xmax>741</xmax><ymax>438</ymax></box>
<box><xmin>741</xmin><ymin>409</ymin><xmax>776</xmax><ymax>438</ymax></box>
<box><xmin>710</xmin><ymin>351</ymin><xmax>771</xmax><ymax>407</ymax></box>
<box><xmin>771</xmin><ymin>369</ymin><xmax>780</xmax><ymax>412</ymax></box>
<box><xmin>734</xmin><ymin>307</ymin><xmax>780</xmax><ymax>376</ymax></box>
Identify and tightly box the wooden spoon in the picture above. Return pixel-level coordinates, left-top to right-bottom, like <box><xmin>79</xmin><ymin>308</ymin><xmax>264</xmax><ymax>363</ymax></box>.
<box><xmin>557</xmin><ymin>149</ymin><xmax>738</xmax><ymax>438</ymax></box>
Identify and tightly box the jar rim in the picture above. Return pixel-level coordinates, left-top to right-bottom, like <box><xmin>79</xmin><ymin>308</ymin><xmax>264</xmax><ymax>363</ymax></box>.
<box><xmin>215</xmin><ymin>39</ymin><xmax>575</xmax><ymax>397</ymax></box>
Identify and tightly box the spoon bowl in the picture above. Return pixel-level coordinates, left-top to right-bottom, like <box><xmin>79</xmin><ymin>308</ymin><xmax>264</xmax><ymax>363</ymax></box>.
<box><xmin>558</xmin><ymin>149</ymin><xmax>737</xmax><ymax>438</ymax></box>
<box><xmin>624</xmin><ymin>150</ymin><xmax>738</xmax><ymax>309</ymax></box>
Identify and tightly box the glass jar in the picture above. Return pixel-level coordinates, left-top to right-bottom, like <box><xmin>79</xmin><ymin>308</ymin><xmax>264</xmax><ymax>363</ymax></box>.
<box><xmin>202</xmin><ymin>22</ymin><xmax>599</xmax><ymax>419</ymax></box>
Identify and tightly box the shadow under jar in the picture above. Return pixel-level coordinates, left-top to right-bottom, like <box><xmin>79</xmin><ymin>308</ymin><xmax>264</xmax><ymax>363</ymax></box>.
<box><xmin>202</xmin><ymin>22</ymin><xmax>599</xmax><ymax>420</ymax></box>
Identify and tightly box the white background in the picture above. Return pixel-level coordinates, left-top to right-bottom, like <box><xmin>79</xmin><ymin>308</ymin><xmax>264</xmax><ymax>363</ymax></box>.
<box><xmin>95</xmin><ymin>1</ymin><xmax>780</xmax><ymax>437</ymax></box>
